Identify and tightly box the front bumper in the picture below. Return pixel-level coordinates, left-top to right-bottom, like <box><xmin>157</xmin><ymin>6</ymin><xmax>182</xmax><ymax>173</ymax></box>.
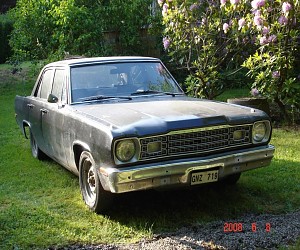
<box><xmin>99</xmin><ymin>145</ymin><xmax>275</xmax><ymax>193</ymax></box>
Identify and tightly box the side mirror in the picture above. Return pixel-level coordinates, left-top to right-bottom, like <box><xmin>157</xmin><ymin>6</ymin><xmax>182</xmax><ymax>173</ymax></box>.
<box><xmin>47</xmin><ymin>93</ymin><xmax>59</xmax><ymax>103</ymax></box>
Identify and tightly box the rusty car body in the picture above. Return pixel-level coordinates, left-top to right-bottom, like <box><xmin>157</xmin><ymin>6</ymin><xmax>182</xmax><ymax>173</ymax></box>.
<box><xmin>15</xmin><ymin>56</ymin><xmax>275</xmax><ymax>213</ymax></box>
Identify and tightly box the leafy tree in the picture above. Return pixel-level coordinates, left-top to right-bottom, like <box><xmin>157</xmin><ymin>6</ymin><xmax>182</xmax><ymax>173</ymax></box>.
<box><xmin>9</xmin><ymin>0</ymin><xmax>104</xmax><ymax>61</ymax></box>
<box><xmin>98</xmin><ymin>0</ymin><xmax>153</xmax><ymax>55</ymax></box>
<box><xmin>9</xmin><ymin>0</ymin><xmax>154</xmax><ymax>61</ymax></box>
<box><xmin>0</xmin><ymin>14</ymin><xmax>13</xmax><ymax>63</ymax></box>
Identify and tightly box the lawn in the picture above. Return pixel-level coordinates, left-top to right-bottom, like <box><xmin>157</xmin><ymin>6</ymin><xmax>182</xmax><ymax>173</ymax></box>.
<box><xmin>0</xmin><ymin>64</ymin><xmax>299</xmax><ymax>249</ymax></box>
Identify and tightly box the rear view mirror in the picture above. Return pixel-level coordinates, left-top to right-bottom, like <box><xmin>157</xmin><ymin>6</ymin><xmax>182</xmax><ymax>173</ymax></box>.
<box><xmin>48</xmin><ymin>93</ymin><xmax>59</xmax><ymax>103</ymax></box>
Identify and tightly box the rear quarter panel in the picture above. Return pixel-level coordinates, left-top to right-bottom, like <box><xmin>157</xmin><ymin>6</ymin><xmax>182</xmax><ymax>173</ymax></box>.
<box><xmin>14</xmin><ymin>95</ymin><xmax>30</xmax><ymax>136</ymax></box>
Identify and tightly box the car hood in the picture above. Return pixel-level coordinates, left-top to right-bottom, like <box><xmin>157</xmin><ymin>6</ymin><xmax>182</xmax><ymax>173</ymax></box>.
<box><xmin>73</xmin><ymin>96</ymin><xmax>267</xmax><ymax>137</ymax></box>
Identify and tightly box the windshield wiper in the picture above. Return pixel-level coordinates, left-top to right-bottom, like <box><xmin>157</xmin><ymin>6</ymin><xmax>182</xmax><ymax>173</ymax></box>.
<box><xmin>80</xmin><ymin>95</ymin><xmax>132</xmax><ymax>102</ymax></box>
<box><xmin>131</xmin><ymin>90</ymin><xmax>184</xmax><ymax>97</ymax></box>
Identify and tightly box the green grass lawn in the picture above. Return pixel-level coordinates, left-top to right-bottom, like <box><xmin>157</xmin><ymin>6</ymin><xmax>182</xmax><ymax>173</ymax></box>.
<box><xmin>216</xmin><ymin>88</ymin><xmax>251</xmax><ymax>102</ymax></box>
<box><xmin>0</xmin><ymin>64</ymin><xmax>299</xmax><ymax>249</ymax></box>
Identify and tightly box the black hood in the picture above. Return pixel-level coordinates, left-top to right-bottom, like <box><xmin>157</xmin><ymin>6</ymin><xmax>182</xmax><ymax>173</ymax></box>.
<box><xmin>73</xmin><ymin>96</ymin><xmax>268</xmax><ymax>137</ymax></box>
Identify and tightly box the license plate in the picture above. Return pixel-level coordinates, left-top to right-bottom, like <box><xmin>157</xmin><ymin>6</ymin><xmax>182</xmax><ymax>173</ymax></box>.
<box><xmin>191</xmin><ymin>170</ymin><xmax>219</xmax><ymax>185</ymax></box>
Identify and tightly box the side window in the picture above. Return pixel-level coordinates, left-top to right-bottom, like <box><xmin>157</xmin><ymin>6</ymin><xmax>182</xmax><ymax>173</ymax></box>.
<box><xmin>36</xmin><ymin>69</ymin><xmax>54</xmax><ymax>99</ymax></box>
<box><xmin>52</xmin><ymin>69</ymin><xmax>65</xmax><ymax>102</ymax></box>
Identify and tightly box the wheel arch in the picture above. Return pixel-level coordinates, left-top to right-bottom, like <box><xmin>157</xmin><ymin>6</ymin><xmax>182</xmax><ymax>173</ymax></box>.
<box><xmin>73</xmin><ymin>141</ymin><xmax>91</xmax><ymax>171</ymax></box>
<box><xmin>22</xmin><ymin>120</ymin><xmax>31</xmax><ymax>139</ymax></box>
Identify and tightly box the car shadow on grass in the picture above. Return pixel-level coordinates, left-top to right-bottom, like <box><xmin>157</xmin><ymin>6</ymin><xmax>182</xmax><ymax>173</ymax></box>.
<box><xmin>104</xmin><ymin>160</ymin><xmax>299</xmax><ymax>232</ymax></box>
<box><xmin>106</xmin><ymin>182</ymin><xmax>257</xmax><ymax>231</ymax></box>
<box><xmin>38</xmin><ymin>156</ymin><xmax>299</xmax><ymax>233</ymax></box>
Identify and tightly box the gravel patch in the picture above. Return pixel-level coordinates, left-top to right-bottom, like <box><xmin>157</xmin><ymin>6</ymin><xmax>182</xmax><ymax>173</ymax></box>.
<box><xmin>51</xmin><ymin>210</ymin><xmax>300</xmax><ymax>250</ymax></box>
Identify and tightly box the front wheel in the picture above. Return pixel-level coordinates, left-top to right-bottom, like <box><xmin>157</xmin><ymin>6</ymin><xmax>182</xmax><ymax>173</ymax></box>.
<box><xmin>79</xmin><ymin>151</ymin><xmax>113</xmax><ymax>213</ymax></box>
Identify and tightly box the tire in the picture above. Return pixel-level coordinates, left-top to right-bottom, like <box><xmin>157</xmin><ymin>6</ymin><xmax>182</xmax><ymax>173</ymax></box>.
<box><xmin>79</xmin><ymin>151</ymin><xmax>113</xmax><ymax>213</ymax></box>
<box><xmin>30</xmin><ymin>129</ymin><xmax>46</xmax><ymax>160</ymax></box>
<box><xmin>221</xmin><ymin>173</ymin><xmax>241</xmax><ymax>185</ymax></box>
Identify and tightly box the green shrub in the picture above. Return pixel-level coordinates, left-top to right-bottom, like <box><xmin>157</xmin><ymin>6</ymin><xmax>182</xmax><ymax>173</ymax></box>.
<box><xmin>8</xmin><ymin>0</ymin><xmax>155</xmax><ymax>61</ymax></box>
<box><xmin>99</xmin><ymin>0</ymin><xmax>153</xmax><ymax>56</ymax></box>
<box><xmin>8</xmin><ymin>0</ymin><xmax>106</xmax><ymax>61</ymax></box>
<box><xmin>0</xmin><ymin>14</ymin><xmax>13</xmax><ymax>63</ymax></box>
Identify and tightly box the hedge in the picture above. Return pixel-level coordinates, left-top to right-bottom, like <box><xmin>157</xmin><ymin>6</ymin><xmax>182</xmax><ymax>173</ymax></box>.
<box><xmin>0</xmin><ymin>14</ymin><xmax>13</xmax><ymax>64</ymax></box>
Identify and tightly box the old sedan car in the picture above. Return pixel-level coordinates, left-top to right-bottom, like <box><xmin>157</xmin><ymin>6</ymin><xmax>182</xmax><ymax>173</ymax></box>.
<box><xmin>15</xmin><ymin>56</ymin><xmax>275</xmax><ymax>213</ymax></box>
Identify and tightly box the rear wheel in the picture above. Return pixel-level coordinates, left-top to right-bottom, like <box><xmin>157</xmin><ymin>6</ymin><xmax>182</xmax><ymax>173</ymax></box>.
<box><xmin>30</xmin><ymin>129</ymin><xmax>46</xmax><ymax>160</ymax></box>
<box><xmin>79</xmin><ymin>151</ymin><xmax>113</xmax><ymax>213</ymax></box>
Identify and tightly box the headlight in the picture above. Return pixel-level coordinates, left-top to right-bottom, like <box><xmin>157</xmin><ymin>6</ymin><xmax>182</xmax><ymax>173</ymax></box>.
<box><xmin>115</xmin><ymin>139</ymin><xmax>136</xmax><ymax>162</ymax></box>
<box><xmin>252</xmin><ymin>121</ymin><xmax>271</xmax><ymax>143</ymax></box>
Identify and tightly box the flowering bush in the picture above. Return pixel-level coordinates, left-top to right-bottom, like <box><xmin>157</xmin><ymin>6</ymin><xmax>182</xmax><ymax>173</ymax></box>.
<box><xmin>159</xmin><ymin>0</ymin><xmax>300</xmax><ymax>122</ymax></box>
<box><xmin>220</xmin><ymin>0</ymin><xmax>299</xmax><ymax>121</ymax></box>
<box><xmin>159</xmin><ymin>0</ymin><xmax>242</xmax><ymax>99</ymax></box>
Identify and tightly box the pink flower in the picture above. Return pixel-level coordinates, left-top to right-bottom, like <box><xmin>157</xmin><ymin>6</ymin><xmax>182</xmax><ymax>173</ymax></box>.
<box><xmin>157</xmin><ymin>0</ymin><xmax>164</xmax><ymax>6</ymax></box>
<box><xmin>230</xmin><ymin>0</ymin><xmax>239</xmax><ymax>5</ymax></box>
<box><xmin>251</xmin><ymin>0</ymin><xmax>265</xmax><ymax>9</ymax></box>
<box><xmin>242</xmin><ymin>37</ymin><xmax>248</xmax><ymax>44</ymax></box>
<box><xmin>268</xmin><ymin>34</ymin><xmax>277</xmax><ymax>43</ymax></box>
<box><xmin>282</xmin><ymin>2</ymin><xmax>292</xmax><ymax>13</ymax></box>
<box><xmin>254</xmin><ymin>15</ymin><xmax>263</xmax><ymax>28</ymax></box>
<box><xmin>223</xmin><ymin>23</ymin><xmax>229</xmax><ymax>34</ymax></box>
<box><xmin>163</xmin><ymin>37</ymin><xmax>170</xmax><ymax>50</ymax></box>
<box><xmin>260</xmin><ymin>36</ymin><xmax>268</xmax><ymax>45</ymax></box>
<box><xmin>162</xmin><ymin>3</ymin><xmax>168</xmax><ymax>16</ymax></box>
<box><xmin>254</xmin><ymin>10</ymin><xmax>261</xmax><ymax>16</ymax></box>
<box><xmin>251</xmin><ymin>0</ymin><xmax>259</xmax><ymax>9</ymax></box>
<box><xmin>238</xmin><ymin>18</ymin><xmax>246</xmax><ymax>30</ymax></box>
<box><xmin>190</xmin><ymin>4</ymin><xmax>199</xmax><ymax>11</ymax></box>
<box><xmin>262</xmin><ymin>26</ymin><xmax>270</xmax><ymax>35</ymax></box>
<box><xmin>278</xmin><ymin>15</ymin><xmax>288</xmax><ymax>25</ymax></box>
<box><xmin>272</xmin><ymin>71</ymin><xmax>280</xmax><ymax>78</ymax></box>
<box><xmin>251</xmin><ymin>88</ymin><xmax>260</xmax><ymax>97</ymax></box>
<box><xmin>220</xmin><ymin>0</ymin><xmax>227</xmax><ymax>5</ymax></box>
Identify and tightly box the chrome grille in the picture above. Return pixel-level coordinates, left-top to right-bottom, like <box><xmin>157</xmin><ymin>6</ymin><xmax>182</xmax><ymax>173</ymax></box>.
<box><xmin>140</xmin><ymin>125</ymin><xmax>251</xmax><ymax>160</ymax></box>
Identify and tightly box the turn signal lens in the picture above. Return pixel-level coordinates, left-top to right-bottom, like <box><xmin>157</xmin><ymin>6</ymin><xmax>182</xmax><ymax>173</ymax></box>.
<box><xmin>147</xmin><ymin>141</ymin><xmax>162</xmax><ymax>153</ymax></box>
<box><xmin>233</xmin><ymin>130</ymin><xmax>245</xmax><ymax>141</ymax></box>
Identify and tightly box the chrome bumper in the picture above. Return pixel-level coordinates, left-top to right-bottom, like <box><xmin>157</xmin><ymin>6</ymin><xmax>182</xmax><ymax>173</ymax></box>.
<box><xmin>99</xmin><ymin>145</ymin><xmax>275</xmax><ymax>193</ymax></box>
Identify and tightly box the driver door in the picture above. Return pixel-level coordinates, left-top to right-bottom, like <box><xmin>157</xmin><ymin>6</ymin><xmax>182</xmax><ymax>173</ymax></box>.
<box><xmin>41</xmin><ymin>68</ymin><xmax>69</xmax><ymax>166</ymax></box>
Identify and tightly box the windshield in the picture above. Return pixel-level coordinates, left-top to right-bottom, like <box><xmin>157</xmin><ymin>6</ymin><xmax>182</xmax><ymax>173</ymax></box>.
<box><xmin>70</xmin><ymin>61</ymin><xmax>183</xmax><ymax>103</ymax></box>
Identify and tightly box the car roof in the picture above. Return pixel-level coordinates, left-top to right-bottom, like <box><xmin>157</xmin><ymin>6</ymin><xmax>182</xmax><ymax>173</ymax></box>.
<box><xmin>46</xmin><ymin>56</ymin><xmax>161</xmax><ymax>67</ymax></box>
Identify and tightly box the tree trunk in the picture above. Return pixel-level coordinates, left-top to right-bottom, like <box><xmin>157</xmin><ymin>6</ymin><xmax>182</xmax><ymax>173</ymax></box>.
<box><xmin>274</xmin><ymin>97</ymin><xmax>291</xmax><ymax>124</ymax></box>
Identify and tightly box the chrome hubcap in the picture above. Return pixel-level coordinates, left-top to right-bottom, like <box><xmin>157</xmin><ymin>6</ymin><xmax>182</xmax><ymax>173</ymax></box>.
<box><xmin>83</xmin><ymin>159</ymin><xmax>96</xmax><ymax>202</ymax></box>
<box><xmin>87</xmin><ymin>167</ymin><xmax>96</xmax><ymax>193</ymax></box>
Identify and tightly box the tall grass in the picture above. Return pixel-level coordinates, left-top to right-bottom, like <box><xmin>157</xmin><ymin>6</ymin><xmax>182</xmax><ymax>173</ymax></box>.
<box><xmin>0</xmin><ymin>65</ymin><xmax>299</xmax><ymax>249</ymax></box>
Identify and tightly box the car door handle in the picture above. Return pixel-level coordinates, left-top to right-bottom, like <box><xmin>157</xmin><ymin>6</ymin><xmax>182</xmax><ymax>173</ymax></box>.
<box><xmin>40</xmin><ymin>108</ymin><xmax>49</xmax><ymax>114</ymax></box>
<box><xmin>27</xmin><ymin>104</ymin><xmax>34</xmax><ymax>109</ymax></box>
